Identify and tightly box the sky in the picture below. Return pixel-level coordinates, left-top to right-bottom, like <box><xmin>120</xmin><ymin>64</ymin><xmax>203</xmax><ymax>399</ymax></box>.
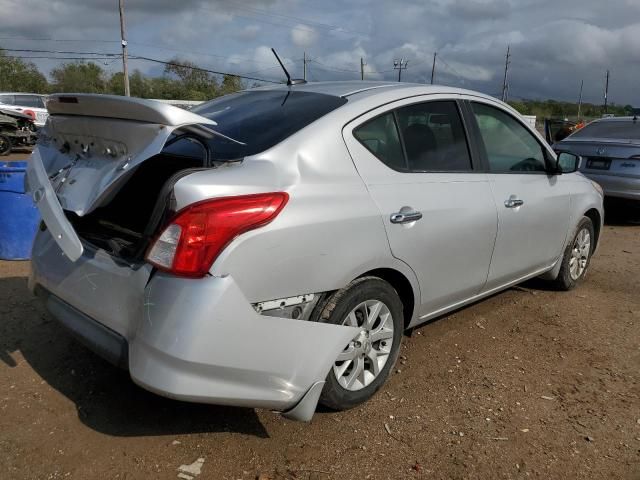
<box><xmin>1</xmin><ymin>0</ymin><xmax>638</xmax><ymax>105</ymax></box>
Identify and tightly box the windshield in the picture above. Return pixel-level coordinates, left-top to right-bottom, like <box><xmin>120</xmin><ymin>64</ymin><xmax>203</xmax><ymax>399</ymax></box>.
<box><xmin>569</xmin><ymin>120</ymin><xmax>640</xmax><ymax>141</ymax></box>
<box><xmin>191</xmin><ymin>90</ymin><xmax>348</xmax><ymax>159</ymax></box>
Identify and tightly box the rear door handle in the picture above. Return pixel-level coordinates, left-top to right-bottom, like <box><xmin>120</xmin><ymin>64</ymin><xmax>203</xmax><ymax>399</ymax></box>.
<box><xmin>390</xmin><ymin>210</ymin><xmax>423</xmax><ymax>224</ymax></box>
<box><xmin>504</xmin><ymin>198</ymin><xmax>524</xmax><ymax>208</ymax></box>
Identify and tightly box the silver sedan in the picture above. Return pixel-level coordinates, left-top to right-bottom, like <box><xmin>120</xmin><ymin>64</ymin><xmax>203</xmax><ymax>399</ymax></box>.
<box><xmin>554</xmin><ymin>116</ymin><xmax>640</xmax><ymax>202</ymax></box>
<box><xmin>27</xmin><ymin>82</ymin><xmax>604</xmax><ymax>421</ymax></box>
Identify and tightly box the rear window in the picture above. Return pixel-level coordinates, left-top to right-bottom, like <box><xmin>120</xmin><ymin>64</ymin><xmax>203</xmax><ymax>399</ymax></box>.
<box><xmin>570</xmin><ymin>120</ymin><xmax>640</xmax><ymax>140</ymax></box>
<box><xmin>191</xmin><ymin>90</ymin><xmax>347</xmax><ymax>159</ymax></box>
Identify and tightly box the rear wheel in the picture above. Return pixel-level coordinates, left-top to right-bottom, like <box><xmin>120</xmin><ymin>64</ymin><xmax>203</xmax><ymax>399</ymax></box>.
<box><xmin>318</xmin><ymin>277</ymin><xmax>404</xmax><ymax>411</ymax></box>
<box><xmin>554</xmin><ymin>216</ymin><xmax>595</xmax><ymax>290</ymax></box>
<box><xmin>0</xmin><ymin>135</ymin><xmax>12</xmax><ymax>156</ymax></box>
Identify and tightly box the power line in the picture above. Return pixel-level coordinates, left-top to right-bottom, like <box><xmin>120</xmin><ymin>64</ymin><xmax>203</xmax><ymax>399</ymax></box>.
<box><xmin>0</xmin><ymin>37</ymin><xmax>296</xmax><ymax>67</ymax></box>
<box><xmin>4</xmin><ymin>48</ymin><xmax>284</xmax><ymax>84</ymax></box>
<box><xmin>131</xmin><ymin>55</ymin><xmax>283</xmax><ymax>84</ymax></box>
<box><xmin>0</xmin><ymin>36</ymin><xmax>119</xmax><ymax>43</ymax></box>
<box><xmin>436</xmin><ymin>56</ymin><xmax>465</xmax><ymax>83</ymax></box>
<box><xmin>5</xmin><ymin>55</ymin><xmax>123</xmax><ymax>61</ymax></box>
<box><xmin>310</xmin><ymin>58</ymin><xmax>394</xmax><ymax>75</ymax></box>
<box><xmin>2</xmin><ymin>48</ymin><xmax>121</xmax><ymax>56</ymax></box>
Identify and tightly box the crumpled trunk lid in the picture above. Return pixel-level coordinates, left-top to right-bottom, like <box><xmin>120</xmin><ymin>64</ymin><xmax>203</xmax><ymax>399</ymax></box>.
<box><xmin>27</xmin><ymin>93</ymin><xmax>216</xmax><ymax>261</ymax></box>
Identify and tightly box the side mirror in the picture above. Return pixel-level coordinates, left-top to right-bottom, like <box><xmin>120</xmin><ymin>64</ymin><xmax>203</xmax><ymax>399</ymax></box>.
<box><xmin>554</xmin><ymin>152</ymin><xmax>581</xmax><ymax>174</ymax></box>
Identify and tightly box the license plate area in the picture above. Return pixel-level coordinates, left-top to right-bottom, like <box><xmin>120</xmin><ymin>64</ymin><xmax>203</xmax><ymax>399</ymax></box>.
<box><xmin>586</xmin><ymin>157</ymin><xmax>611</xmax><ymax>170</ymax></box>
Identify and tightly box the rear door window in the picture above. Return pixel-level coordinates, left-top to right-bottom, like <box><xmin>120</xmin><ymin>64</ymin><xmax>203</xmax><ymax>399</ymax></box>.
<box><xmin>191</xmin><ymin>90</ymin><xmax>347</xmax><ymax>160</ymax></box>
<box><xmin>396</xmin><ymin>101</ymin><xmax>472</xmax><ymax>171</ymax></box>
<box><xmin>0</xmin><ymin>95</ymin><xmax>14</xmax><ymax>105</ymax></box>
<box><xmin>353</xmin><ymin>100</ymin><xmax>473</xmax><ymax>172</ymax></box>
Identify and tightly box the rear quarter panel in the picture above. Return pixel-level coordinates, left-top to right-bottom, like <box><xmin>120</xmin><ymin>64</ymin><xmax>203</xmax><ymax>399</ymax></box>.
<box><xmin>171</xmin><ymin>116</ymin><xmax>420</xmax><ymax>307</ymax></box>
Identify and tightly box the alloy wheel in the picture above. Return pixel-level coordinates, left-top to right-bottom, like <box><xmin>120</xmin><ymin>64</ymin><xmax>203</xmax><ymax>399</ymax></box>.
<box><xmin>333</xmin><ymin>300</ymin><xmax>394</xmax><ymax>391</ymax></box>
<box><xmin>569</xmin><ymin>227</ymin><xmax>591</xmax><ymax>280</ymax></box>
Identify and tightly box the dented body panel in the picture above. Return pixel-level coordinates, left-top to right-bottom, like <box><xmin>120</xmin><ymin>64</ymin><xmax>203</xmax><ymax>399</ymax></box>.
<box><xmin>30</xmin><ymin>229</ymin><xmax>358</xmax><ymax>415</ymax></box>
<box><xmin>28</xmin><ymin>84</ymin><xmax>604</xmax><ymax>421</ymax></box>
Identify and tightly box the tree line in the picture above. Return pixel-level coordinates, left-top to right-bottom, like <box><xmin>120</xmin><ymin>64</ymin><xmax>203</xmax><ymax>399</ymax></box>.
<box><xmin>0</xmin><ymin>49</ymin><xmax>244</xmax><ymax>100</ymax></box>
<box><xmin>508</xmin><ymin>99</ymin><xmax>633</xmax><ymax>121</ymax></box>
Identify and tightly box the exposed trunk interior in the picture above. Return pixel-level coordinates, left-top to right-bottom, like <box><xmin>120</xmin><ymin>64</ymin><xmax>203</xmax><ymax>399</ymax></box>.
<box><xmin>65</xmin><ymin>138</ymin><xmax>208</xmax><ymax>261</ymax></box>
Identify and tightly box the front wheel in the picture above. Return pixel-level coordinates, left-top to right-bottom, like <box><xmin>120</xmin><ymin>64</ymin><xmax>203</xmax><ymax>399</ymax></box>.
<box><xmin>317</xmin><ymin>277</ymin><xmax>404</xmax><ymax>411</ymax></box>
<box><xmin>554</xmin><ymin>216</ymin><xmax>595</xmax><ymax>290</ymax></box>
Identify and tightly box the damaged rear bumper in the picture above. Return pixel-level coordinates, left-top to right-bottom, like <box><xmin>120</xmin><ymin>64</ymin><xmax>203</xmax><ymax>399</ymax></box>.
<box><xmin>30</xmin><ymin>231</ymin><xmax>359</xmax><ymax>421</ymax></box>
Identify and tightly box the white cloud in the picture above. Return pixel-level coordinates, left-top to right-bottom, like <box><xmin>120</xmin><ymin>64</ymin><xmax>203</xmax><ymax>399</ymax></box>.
<box><xmin>291</xmin><ymin>24</ymin><xmax>318</xmax><ymax>47</ymax></box>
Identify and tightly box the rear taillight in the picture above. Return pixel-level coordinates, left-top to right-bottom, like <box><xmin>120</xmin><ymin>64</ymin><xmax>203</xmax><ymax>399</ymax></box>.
<box><xmin>146</xmin><ymin>192</ymin><xmax>289</xmax><ymax>278</ymax></box>
<box><xmin>23</xmin><ymin>109</ymin><xmax>36</xmax><ymax>120</ymax></box>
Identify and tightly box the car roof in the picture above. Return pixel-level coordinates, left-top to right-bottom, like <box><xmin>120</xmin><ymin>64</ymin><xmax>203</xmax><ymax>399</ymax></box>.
<box><xmin>250</xmin><ymin>81</ymin><xmax>497</xmax><ymax>103</ymax></box>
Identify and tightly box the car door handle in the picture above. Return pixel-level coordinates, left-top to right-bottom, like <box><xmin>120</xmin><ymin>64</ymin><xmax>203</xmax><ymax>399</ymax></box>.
<box><xmin>390</xmin><ymin>210</ymin><xmax>423</xmax><ymax>224</ymax></box>
<box><xmin>504</xmin><ymin>198</ymin><xmax>524</xmax><ymax>208</ymax></box>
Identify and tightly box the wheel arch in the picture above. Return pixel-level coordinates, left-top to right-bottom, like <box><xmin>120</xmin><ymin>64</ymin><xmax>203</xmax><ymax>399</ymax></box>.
<box><xmin>357</xmin><ymin>267</ymin><xmax>416</xmax><ymax>329</ymax></box>
<box><xmin>584</xmin><ymin>208</ymin><xmax>602</xmax><ymax>250</ymax></box>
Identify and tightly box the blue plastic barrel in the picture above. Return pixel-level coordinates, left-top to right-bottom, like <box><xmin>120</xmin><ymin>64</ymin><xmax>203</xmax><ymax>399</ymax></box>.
<box><xmin>0</xmin><ymin>161</ymin><xmax>40</xmax><ymax>260</ymax></box>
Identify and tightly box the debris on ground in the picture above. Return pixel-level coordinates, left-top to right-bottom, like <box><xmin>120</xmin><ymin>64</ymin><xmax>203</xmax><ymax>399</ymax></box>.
<box><xmin>177</xmin><ymin>458</ymin><xmax>205</xmax><ymax>479</ymax></box>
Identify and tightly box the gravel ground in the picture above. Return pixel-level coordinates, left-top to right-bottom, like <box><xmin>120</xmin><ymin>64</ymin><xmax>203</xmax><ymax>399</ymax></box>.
<box><xmin>0</xmin><ymin>151</ymin><xmax>638</xmax><ymax>479</ymax></box>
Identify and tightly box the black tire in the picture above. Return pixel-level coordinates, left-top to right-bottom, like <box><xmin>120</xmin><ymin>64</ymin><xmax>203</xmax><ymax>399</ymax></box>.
<box><xmin>317</xmin><ymin>276</ymin><xmax>404</xmax><ymax>411</ymax></box>
<box><xmin>554</xmin><ymin>216</ymin><xmax>595</xmax><ymax>291</ymax></box>
<box><xmin>0</xmin><ymin>135</ymin><xmax>12</xmax><ymax>156</ymax></box>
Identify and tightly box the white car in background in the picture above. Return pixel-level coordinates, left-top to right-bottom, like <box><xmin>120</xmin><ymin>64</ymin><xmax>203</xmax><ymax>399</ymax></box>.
<box><xmin>0</xmin><ymin>93</ymin><xmax>48</xmax><ymax>128</ymax></box>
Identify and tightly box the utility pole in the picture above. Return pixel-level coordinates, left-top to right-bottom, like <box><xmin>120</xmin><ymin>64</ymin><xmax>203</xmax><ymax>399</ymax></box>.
<box><xmin>430</xmin><ymin>52</ymin><xmax>437</xmax><ymax>84</ymax></box>
<box><xmin>302</xmin><ymin>51</ymin><xmax>307</xmax><ymax>81</ymax></box>
<box><xmin>360</xmin><ymin>57</ymin><xmax>366</xmax><ymax>81</ymax></box>
<box><xmin>501</xmin><ymin>45</ymin><xmax>510</xmax><ymax>102</ymax></box>
<box><xmin>604</xmin><ymin>69</ymin><xmax>610</xmax><ymax>114</ymax></box>
<box><xmin>118</xmin><ymin>0</ymin><xmax>130</xmax><ymax>96</ymax></box>
<box><xmin>393</xmin><ymin>58</ymin><xmax>408</xmax><ymax>82</ymax></box>
<box><xmin>577</xmin><ymin>79</ymin><xmax>584</xmax><ymax>121</ymax></box>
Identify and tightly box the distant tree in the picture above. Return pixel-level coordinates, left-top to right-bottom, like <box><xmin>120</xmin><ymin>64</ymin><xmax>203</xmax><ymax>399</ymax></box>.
<box><xmin>219</xmin><ymin>75</ymin><xmax>244</xmax><ymax>95</ymax></box>
<box><xmin>163</xmin><ymin>57</ymin><xmax>218</xmax><ymax>100</ymax></box>
<box><xmin>51</xmin><ymin>62</ymin><xmax>106</xmax><ymax>93</ymax></box>
<box><xmin>0</xmin><ymin>49</ymin><xmax>48</xmax><ymax>93</ymax></box>
<box><xmin>108</xmin><ymin>70</ymin><xmax>154</xmax><ymax>98</ymax></box>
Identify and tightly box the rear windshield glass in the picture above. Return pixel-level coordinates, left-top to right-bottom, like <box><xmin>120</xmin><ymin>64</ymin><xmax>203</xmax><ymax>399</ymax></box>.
<box><xmin>570</xmin><ymin>120</ymin><xmax>640</xmax><ymax>140</ymax></box>
<box><xmin>191</xmin><ymin>90</ymin><xmax>347</xmax><ymax>159</ymax></box>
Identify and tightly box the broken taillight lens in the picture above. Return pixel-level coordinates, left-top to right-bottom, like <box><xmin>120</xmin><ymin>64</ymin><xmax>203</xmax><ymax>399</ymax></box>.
<box><xmin>146</xmin><ymin>192</ymin><xmax>289</xmax><ymax>278</ymax></box>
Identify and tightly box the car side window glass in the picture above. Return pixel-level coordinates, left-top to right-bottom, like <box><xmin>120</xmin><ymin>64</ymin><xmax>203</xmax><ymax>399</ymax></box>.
<box><xmin>471</xmin><ymin>102</ymin><xmax>547</xmax><ymax>173</ymax></box>
<box><xmin>395</xmin><ymin>101</ymin><xmax>472</xmax><ymax>171</ymax></box>
<box><xmin>0</xmin><ymin>95</ymin><xmax>14</xmax><ymax>105</ymax></box>
<box><xmin>15</xmin><ymin>95</ymin><xmax>41</xmax><ymax>108</ymax></box>
<box><xmin>354</xmin><ymin>112</ymin><xmax>406</xmax><ymax>171</ymax></box>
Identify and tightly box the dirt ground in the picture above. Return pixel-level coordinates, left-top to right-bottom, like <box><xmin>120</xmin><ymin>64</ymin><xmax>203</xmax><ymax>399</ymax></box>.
<box><xmin>1</xmin><ymin>151</ymin><xmax>638</xmax><ymax>479</ymax></box>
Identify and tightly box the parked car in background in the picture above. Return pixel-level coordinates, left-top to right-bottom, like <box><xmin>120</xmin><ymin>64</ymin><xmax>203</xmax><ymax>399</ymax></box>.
<box><xmin>553</xmin><ymin>116</ymin><xmax>640</xmax><ymax>203</ymax></box>
<box><xmin>0</xmin><ymin>107</ymin><xmax>37</xmax><ymax>155</ymax></box>
<box><xmin>27</xmin><ymin>82</ymin><xmax>603</xmax><ymax>421</ymax></box>
<box><xmin>0</xmin><ymin>93</ymin><xmax>48</xmax><ymax>128</ymax></box>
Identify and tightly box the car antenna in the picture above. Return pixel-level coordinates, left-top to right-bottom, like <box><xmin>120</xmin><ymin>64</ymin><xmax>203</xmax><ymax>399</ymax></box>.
<box><xmin>271</xmin><ymin>48</ymin><xmax>306</xmax><ymax>86</ymax></box>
